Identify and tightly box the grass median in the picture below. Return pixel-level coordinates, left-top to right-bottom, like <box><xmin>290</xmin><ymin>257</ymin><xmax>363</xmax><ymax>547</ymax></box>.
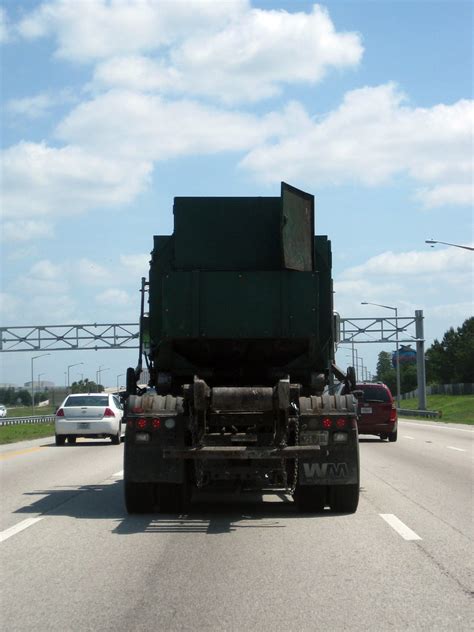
<box><xmin>398</xmin><ymin>394</ymin><xmax>474</xmax><ymax>424</ymax></box>
<box><xmin>0</xmin><ymin>406</ymin><xmax>56</xmax><ymax>444</ymax></box>
<box><xmin>0</xmin><ymin>423</ymin><xmax>55</xmax><ymax>445</ymax></box>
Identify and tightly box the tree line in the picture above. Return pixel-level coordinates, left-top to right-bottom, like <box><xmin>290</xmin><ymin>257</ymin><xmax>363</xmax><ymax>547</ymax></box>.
<box><xmin>0</xmin><ymin>378</ymin><xmax>104</xmax><ymax>408</ymax></box>
<box><xmin>375</xmin><ymin>316</ymin><xmax>473</xmax><ymax>393</ymax></box>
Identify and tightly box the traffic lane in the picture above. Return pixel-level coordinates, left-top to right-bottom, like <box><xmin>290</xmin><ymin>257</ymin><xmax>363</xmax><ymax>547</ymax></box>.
<box><xmin>398</xmin><ymin>419</ymin><xmax>473</xmax><ymax>451</ymax></box>
<box><xmin>0</xmin><ymin>481</ymin><xmax>472</xmax><ymax>631</ymax></box>
<box><xmin>360</xmin><ymin>434</ymin><xmax>472</xmax><ymax>596</ymax></box>
<box><xmin>360</xmin><ymin>431</ymin><xmax>472</xmax><ymax>536</ymax></box>
<box><xmin>0</xmin><ymin>435</ymin><xmax>123</xmax><ymax>531</ymax></box>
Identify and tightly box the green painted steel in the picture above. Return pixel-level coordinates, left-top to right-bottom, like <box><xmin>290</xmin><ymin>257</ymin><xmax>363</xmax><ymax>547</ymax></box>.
<box><xmin>147</xmin><ymin>183</ymin><xmax>334</xmax><ymax>387</ymax></box>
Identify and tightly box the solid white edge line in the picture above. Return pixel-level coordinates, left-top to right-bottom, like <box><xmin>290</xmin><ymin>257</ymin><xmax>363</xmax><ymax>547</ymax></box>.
<box><xmin>403</xmin><ymin>436</ymin><xmax>414</xmax><ymax>439</ymax></box>
<box><xmin>380</xmin><ymin>514</ymin><xmax>422</xmax><ymax>541</ymax></box>
<box><xmin>447</xmin><ymin>446</ymin><xmax>466</xmax><ymax>452</ymax></box>
<box><xmin>0</xmin><ymin>517</ymin><xmax>44</xmax><ymax>543</ymax></box>
<box><xmin>399</xmin><ymin>421</ymin><xmax>473</xmax><ymax>433</ymax></box>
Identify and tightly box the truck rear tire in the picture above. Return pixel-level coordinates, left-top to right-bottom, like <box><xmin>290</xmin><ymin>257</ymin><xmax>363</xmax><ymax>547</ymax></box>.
<box><xmin>329</xmin><ymin>484</ymin><xmax>359</xmax><ymax>513</ymax></box>
<box><xmin>155</xmin><ymin>483</ymin><xmax>183</xmax><ymax>513</ymax></box>
<box><xmin>124</xmin><ymin>482</ymin><xmax>155</xmax><ymax>513</ymax></box>
<box><xmin>295</xmin><ymin>485</ymin><xmax>327</xmax><ymax>513</ymax></box>
<box><xmin>388</xmin><ymin>429</ymin><xmax>398</xmax><ymax>442</ymax></box>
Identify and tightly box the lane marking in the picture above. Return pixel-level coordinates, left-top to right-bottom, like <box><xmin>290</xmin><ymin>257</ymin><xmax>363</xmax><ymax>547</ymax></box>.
<box><xmin>403</xmin><ymin>436</ymin><xmax>414</xmax><ymax>439</ymax></box>
<box><xmin>447</xmin><ymin>446</ymin><xmax>466</xmax><ymax>452</ymax></box>
<box><xmin>113</xmin><ymin>470</ymin><xmax>123</xmax><ymax>477</ymax></box>
<box><xmin>0</xmin><ymin>446</ymin><xmax>44</xmax><ymax>461</ymax></box>
<box><xmin>0</xmin><ymin>517</ymin><xmax>44</xmax><ymax>543</ymax></box>
<box><xmin>380</xmin><ymin>514</ymin><xmax>422</xmax><ymax>541</ymax></box>
<box><xmin>399</xmin><ymin>421</ymin><xmax>473</xmax><ymax>434</ymax></box>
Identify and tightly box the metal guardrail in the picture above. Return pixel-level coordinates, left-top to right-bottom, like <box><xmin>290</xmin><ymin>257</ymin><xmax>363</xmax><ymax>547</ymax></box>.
<box><xmin>397</xmin><ymin>408</ymin><xmax>442</xmax><ymax>419</ymax></box>
<box><xmin>0</xmin><ymin>415</ymin><xmax>55</xmax><ymax>426</ymax></box>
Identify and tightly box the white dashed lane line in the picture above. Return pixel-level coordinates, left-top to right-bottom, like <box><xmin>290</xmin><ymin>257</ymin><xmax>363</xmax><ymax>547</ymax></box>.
<box><xmin>380</xmin><ymin>514</ymin><xmax>422</xmax><ymax>541</ymax></box>
<box><xmin>0</xmin><ymin>517</ymin><xmax>44</xmax><ymax>543</ymax></box>
<box><xmin>446</xmin><ymin>446</ymin><xmax>466</xmax><ymax>452</ymax></box>
<box><xmin>403</xmin><ymin>436</ymin><xmax>414</xmax><ymax>440</ymax></box>
<box><xmin>2</xmin><ymin>470</ymin><xmax>124</xmax><ymax>544</ymax></box>
<box><xmin>399</xmin><ymin>421</ymin><xmax>473</xmax><ymax>433</ymax></box>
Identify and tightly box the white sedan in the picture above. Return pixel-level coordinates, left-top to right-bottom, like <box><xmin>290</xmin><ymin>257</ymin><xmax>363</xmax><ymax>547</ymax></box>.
<box><xmin>55</xmin><ymin>393</ymin><xmax>124</xmax><ymax>446</ymax></box>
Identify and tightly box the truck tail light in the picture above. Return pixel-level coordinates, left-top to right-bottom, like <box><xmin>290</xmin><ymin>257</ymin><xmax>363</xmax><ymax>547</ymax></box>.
<box><xmin>336</xmin><ymin>417</ymin><xmax>346</xmax><ymax>429</ymax></box>
<box><xmin>390</xmin><ymin>407</ymin><xmax>398</xmax><ymax>422</ymax></box>
<box><xmin>152</xmin><ymin>418</ymin><xmax>161</xmax><ymax>429</ymax></box>
<box><xmin>104</xmin><ymin>407</ymin><xmax>115</xmax><ymax>417</ymax></box>
<box><xmin>322</xmin><ymin>417</ymin><xmax>332</xmax><ymax>429</ymax></box>
<box><xmin>136</xmin><ymin>418</ymin><xmax>147</xmax><ymax>429</ymax></box>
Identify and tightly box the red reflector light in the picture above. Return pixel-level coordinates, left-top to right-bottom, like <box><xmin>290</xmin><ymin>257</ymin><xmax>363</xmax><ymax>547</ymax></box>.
<box><xmin>136</xmin><ymin>418</ymin><xmax>147</xmax><ymax>429</ymax></box>
<box><xmin>132</xmin><ymin>407</ymin><xmax>144</xmax><ymax>413</ymax></box>
<box><xmin>104</xmin><ymin>407</ymin><xmax>115</xmax><ymax>417</ymax></box>
<box><xmin>56</xmin><ymin>408</ymin><xmax>64</xmax><ymax>417</ymax></box>
<box><xmin>152</xmin><ymin>418</ymin><xmax>161</xmax><ymax>429</ymax></box>
<box><xmin>322</xmin><ymin>417</ymin><xmax>332</xmax><ymax>429</ymax></box>
<box><xmin>336</xmin><ymin>417</ymin><xmax>346</xmax><ymax>429</ymax></box>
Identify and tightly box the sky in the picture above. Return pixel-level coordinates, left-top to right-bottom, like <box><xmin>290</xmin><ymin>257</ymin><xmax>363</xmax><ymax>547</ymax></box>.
<box><xmin>0</xmin><ymin>0</ymin><xmax>473</xmax><ymax>390</ymax></box>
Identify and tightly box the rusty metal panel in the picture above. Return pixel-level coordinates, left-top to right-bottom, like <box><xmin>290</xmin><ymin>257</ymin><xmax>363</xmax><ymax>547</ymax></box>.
<box><xmin>281</xmin><ymin>182</ymin><xmax>314</xmax><ymax>271</ymax></box>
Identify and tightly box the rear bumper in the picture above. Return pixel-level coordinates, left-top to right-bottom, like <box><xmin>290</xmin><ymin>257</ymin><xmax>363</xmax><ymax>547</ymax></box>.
<box><xmin>55</xmin><ymin>419</ymin><xmax>121</xmax><ymax>436</ymax></box>
<box><xmin>357</xmin><ymin>420</ymin><xmax>397</xmax><ymax>435</ymax></box>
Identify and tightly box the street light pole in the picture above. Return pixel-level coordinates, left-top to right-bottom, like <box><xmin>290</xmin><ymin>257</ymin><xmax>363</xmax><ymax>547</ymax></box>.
<box><xmin>341</xmin><ymin>346</ymin><xmax>359</xmax><ymax>379</ymax></box>
<box><xmin>67</xmin><ymin>362</ymin><xmax>84</xmax><ymax>394</ymax></box>
<box><xmin>425</xmin><ymin>239</ymin><xmax>474</xmax><ymax>251</ymax></box>
<box><xmin>116</xmin><ymin>374</ymin><xmax>124</xmax><ymax>392</ymax></box>
<box><xmin>31</xmin><ymin>353</ymin><xmax>50</xmax><ymax>413</ymax></box>
<box><xmin>361</xmin><ymin>302</ymin><xmax>401</xmax><ymax>409</ymax></box>
<box><xmin>96</xmin><ymin>366</ymin><xmax>109</xmax><ymax>391</ymax></box>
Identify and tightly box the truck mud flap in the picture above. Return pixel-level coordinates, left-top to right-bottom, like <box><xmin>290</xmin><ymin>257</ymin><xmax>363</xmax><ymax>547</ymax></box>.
<box><xmin>124</xmin><ymin>443</ymin><xmax>185</xmax><ymax>484</ymax></box>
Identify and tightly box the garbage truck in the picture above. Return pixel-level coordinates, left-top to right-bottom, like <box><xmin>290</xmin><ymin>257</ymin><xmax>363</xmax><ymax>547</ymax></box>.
<box><xmin>124</xmin><ymin>183</ymin><xmax>359</xmax><ymax>513</ymax></box>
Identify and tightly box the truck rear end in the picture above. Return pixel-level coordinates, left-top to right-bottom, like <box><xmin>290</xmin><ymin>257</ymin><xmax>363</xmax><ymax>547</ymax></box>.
<box><xmin>124</xmin><ymin>183</ymin><xmax>359</xmax><ymax>513</ymax></box>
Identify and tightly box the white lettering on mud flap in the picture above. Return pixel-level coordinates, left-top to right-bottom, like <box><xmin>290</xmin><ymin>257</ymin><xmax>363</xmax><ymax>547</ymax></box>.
<box><xmin>302</xmin><ymin>462</ymin><xmax>349</xmax><ymax>481</ymax></box>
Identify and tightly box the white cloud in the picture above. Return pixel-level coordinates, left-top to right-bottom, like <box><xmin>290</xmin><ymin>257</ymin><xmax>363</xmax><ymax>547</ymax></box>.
<box><xmin>95</xmin><ymin>288</ymin><xmax>131</xmax><ymax>306</ymax></box>
<box><xmin>120</xmin><ymin>253</ymin><xmax>150</xmax><ymax>278</ymax></box>
<box><xmin>16</xmin><ymin>0</ymin><xmax>248</xmax><ymax>61</ymax></box>
<box><xmin>0</xmin><ymin>292</ymin><xmax>21</xmax><ymax>321</ymax></box>
<box><xmin>6</xmin><ymin>90</ymin><xmax>76</xmax><ymax>119</ymax></box>
<box><xmin>334</xmin><ymin>247</ymin><xmax>473</xmax><ymax>327</ymax></box>
<box><xmin>56</xmin><ymin>90</ymin><xmax>277</xmax><ymax>160</ymax></box>
<box><xmin>6</xmin><ymin>93</ymin><xmax>57</xmax><ymax>119</ymax></box>
<box><xmin>1</xmin><ymin>220</ymin><xmax>53</xmax><ymax>242</ymax></box>
<box><xmin>92</xmin><ymin>5</ymin><xmax>362</xmax><ymax>103</ymax></box>
<box><xmin>16</xmin><ymin>2</ymin><xmax>362</xmax><ymax>103</ymax></box>
<box><xmin>241</xmin><ymin>83</ymin><xmax>474</xmax><ymax>208</ymax></box>
<box><xmin>1</xmin><ymin>141</ymin><xmax>152</xmax><ymax>219</ymax></box>
<box><xmin>75</xmin><ymin>259</ymin><xmax>112</xmax><ymax>286</ymax></box>
<box><xmin>18</xmin><ymin>259</ymin><xmax>69</xmax><ymax>295</ymax></box>
<box><xmin>333</xmin><ymin>248</ymin><xmax>473</xmax><ymax>358</ymax></box>
<box><xmin>340</xmin><ymin>247</ymin><xmax>473</xmax><ymax>279</ymax></box>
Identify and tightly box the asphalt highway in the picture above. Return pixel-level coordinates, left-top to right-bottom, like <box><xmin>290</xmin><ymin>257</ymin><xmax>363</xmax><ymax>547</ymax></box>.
<box><xmin>0</xmin><ymin>419</ymin><xmax>472</xmax><ymax>631</ymax></box>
